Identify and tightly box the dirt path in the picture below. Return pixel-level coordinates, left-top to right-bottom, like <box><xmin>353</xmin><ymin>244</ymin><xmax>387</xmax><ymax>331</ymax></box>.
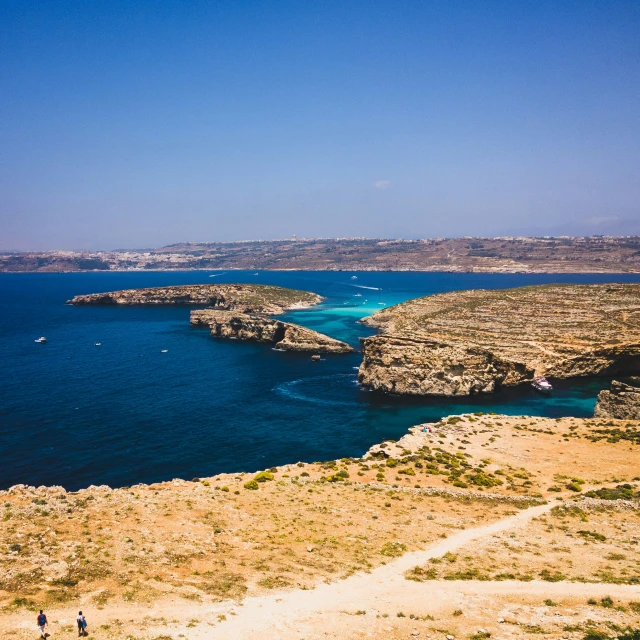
<box><xmin>170</xmin><ymin>501</ymin><xmax>636</xmax><ymax>639</ymax></box>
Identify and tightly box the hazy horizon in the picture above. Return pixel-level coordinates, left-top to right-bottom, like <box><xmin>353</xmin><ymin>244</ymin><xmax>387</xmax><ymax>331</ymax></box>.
<box><xmin>1</xmin><ymin>1</ymin><xmax>639</xmax><ymax>251</ymax></box>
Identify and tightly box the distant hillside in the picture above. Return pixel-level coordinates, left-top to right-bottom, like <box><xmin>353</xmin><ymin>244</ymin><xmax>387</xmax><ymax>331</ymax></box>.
<box><xmin>2</xmin><ymin>236</ymin><xmax>639</xmax><ymax>272</ymax></box>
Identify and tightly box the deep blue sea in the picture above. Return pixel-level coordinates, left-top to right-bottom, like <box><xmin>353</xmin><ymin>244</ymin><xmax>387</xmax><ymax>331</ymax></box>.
<box><xmin>2</xmin><ymin>270</ymin><xmax>639</xmax><ymax>491</ymax></box>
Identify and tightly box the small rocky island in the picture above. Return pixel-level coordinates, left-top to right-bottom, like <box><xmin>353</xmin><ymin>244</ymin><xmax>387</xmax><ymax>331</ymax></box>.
<box><xmin>68</xmin><ymin>284</ymin><xmax>354</xmax><ymax>354</ymax></box>
<box><xmin>358</xmin><ymin>283</ymin><xmax>640</xmax><ymax>396</ymax></box>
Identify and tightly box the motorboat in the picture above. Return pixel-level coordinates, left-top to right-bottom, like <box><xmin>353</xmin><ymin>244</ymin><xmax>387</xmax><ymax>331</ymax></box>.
<box><xmin>94</xmin><ymin>342</ymin><xmax>101</xmax><ymax>346</ymax></box>
<box><xmin>351</xmin><ymin>275</ymin><xmax>357</xmax><ymax>279</ymax></box>
<box><xmin>34</xmin><ymin>337</ymin><xmax>46</xmax><ymax>343</ymax></box>
<box><xmin>532</xmin><ymin>376</ymin><xmax>552</xmax><ymax>393</ymax></box>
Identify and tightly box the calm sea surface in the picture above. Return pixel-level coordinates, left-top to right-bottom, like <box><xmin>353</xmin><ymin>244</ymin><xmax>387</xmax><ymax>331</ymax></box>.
<box><xmin>2</xmin><ymin>270</ymin><xmax>639</xmax><ymax>491</ymax></box>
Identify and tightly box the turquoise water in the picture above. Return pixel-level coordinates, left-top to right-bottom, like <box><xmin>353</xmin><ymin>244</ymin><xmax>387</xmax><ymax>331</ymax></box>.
<box><xmin>1</xmin><ymin>270</ymin><xmax>638</xmax><ymax>491</ymax></box>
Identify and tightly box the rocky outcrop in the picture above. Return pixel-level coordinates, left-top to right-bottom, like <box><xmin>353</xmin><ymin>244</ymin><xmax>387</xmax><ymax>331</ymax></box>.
<box><xmin>358</xmin><ymin>284</ymin><xmax>640</xmax><ymax>397</ymax></box>
<box><xmin>594</xmin><ymin>378</ymin><xmax>640</xmax><ymax>420</ymax></box>
<box><xmin>191</xmin><ymin>309</ymin><xmax>355</xmax><ymax>354</ymax></box>
<box><xmin>67</xmin><ymin>284</ymin><xmax>322</xmax><ymax>314</ymax></box>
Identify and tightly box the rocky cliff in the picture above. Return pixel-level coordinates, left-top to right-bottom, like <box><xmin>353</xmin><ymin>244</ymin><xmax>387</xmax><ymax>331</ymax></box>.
<box><xmin>594</xmin><ymin>378</ymin><xmax>640</xmax><ymax>420</ymax></box>
<box><xmin>358</xmin><ymin>283</ymin><xmax>640</xmax><ymax>397</ymax></box>
<box><xmin>67</xmin><ymin>284</ymin><xmax>322</xmax><ymax>314</ymax></box>
<box><xmin>191</xmin><ymin>309</ymin><xmax>354</xmax><ymax>353</ymax></box>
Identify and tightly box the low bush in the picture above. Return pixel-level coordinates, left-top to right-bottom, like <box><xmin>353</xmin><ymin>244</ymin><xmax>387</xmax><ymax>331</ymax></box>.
<box><xmin>380</xmin><ymin>541</ymin><xmax>407</xmax><ymax>557</ymax></box>
<box><xmin>578</xmin><ymin>530</ymin><xmax>606</xmax><ymax>542</ymax></box>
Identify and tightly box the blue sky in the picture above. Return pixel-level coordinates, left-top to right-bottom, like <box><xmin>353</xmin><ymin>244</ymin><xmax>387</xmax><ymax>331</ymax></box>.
<box><xmin>1</xmin><ymin>0</ymin><xmax>639</xmax><ymax>250</ymax></box>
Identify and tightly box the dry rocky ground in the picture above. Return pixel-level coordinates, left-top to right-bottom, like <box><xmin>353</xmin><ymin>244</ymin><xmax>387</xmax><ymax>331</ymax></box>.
<box><xmin>1</xmin><ymin>414</ymin><xmax>639</xmax><ymax>639</ymax></box>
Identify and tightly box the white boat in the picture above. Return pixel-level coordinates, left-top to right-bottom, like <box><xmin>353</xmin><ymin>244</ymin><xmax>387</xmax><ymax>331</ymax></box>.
<box><xmin>354</xmin><ymin>293</ymin><xmax>362</xmax><ymax>297</ymax></box>
<box><xmin>351</xmin><ymin>275</ymin><xmax>357</xmax><ymax>279</ymax></box>
<box><xmin>161</xmin><ymin>349</ymin><xmax>168</xmax><ymax>353</ymax></box>
<box><xmin>532</xmin><ymin>376</ymin><xmax>552</xmax><ymax>393</ymax></box>
<box><xmin>35</xmin><ymin>337</ymin><xmax>46</xmax><ymax>343</ymax></box>
<box><xmin>94</xmin><ymin>342</ymin><xmax>101</xmax><ymax>346</ymax></box>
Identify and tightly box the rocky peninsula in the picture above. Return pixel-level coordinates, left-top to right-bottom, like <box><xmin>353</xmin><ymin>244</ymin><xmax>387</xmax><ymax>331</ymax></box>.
<box><xmin>358</xmin><ymin>283</ymin><xmax>640</xmax><ymax>396</ymax></box>
<box><xmin>191</xmin><ymin>309</ymin><xmax>355</xmax><ymax>353</ymax></box>
<box><xmin>69</xmin><ymin>283</ymin><xmax>354</xmax><ymax>354</ymax></box>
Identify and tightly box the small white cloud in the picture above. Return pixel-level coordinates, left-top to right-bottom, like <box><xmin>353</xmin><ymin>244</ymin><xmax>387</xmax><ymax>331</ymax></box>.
<box><xmin>373</xmin><ymin>180</ymin><xmax>391</xmax><ymax>190</ymax></box>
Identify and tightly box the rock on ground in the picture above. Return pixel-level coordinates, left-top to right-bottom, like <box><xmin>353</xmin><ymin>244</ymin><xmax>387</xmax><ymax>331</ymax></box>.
<box><xmin>594</xmin><ymin>378</ymin><xmax>640</xmax><ymax>420</ymax></box>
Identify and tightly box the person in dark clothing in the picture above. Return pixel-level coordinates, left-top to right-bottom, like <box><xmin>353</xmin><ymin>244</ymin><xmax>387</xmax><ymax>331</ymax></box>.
<box><xmin>76</xmin><ymin>611</ymin><xmax>87</xmax><ymax>636</ymax></box>
<box><xmin>36</xmin><ymin>610</ymin><xmax>48</xmax><ymax>638</ymax></box>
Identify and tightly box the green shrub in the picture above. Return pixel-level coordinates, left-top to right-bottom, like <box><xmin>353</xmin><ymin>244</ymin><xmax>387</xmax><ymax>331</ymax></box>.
<box><xmin>386</xmin><ymin>459</ymin><xmax>398</xmax><ymax>468</ymax></box>
<box><xmin>578</xmin><ymin>530</ymin><xmax>606</xmax><ymax>542</ymax></box>
<box><xmin>467</xmin><ymin>471</ymin><xmax>503</xmax><ymax>488</ymax></box>
<box><xmin>566</xmin><ymin>482</ymin><xmax>583</xmax><ymax>492</ymax></box>
<box><xmin>539</xmin><ymin>569</ymin><xmax>566</xmax><ymax>582</ymax></box>
<box><xmin>406</xmin><ymin>565</ymin><xmax>438</xmax><ymax>581</ymax></box>
<box><xmin>585</xmin><ymin>484</ymin><xmax>639</xmax><ymax>500</ymax></box>
<box><xmin>254</xmin><ymin>471</ymin><xmax>274</xmax><ymax>483</ymax></box>
<box><xmin>380</xmin><ymin>542</ymin><xmax>407</xmax><ymax>557</ymax></box>
<box><xmin>220</xmin><ymin>486</ymin><xmax>229</xmax><ymax>492</ymax></box>
<box><xmin>244</xmin><ymin>480</ymin><xmax>259</xmax><ymax>490</ymax></box>
<box><xmin>398</xmin><ymin>468</ymin><xmax>415</xmax><ymax>476</ymax></box>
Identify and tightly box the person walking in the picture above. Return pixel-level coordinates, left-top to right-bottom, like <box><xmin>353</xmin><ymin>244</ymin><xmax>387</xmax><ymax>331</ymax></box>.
<box><xmin>36</xmin><ymin>610</ymin><xmax>48</xmax><ymax>638</ymax></box>
<box><xmin>76</xmin><ymin>611</ymin><xmax>87</xmax><ymax>636</ymax></box>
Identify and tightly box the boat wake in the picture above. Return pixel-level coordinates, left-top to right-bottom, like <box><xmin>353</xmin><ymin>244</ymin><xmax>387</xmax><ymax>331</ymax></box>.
<box><xmin>274</xmin><ymin>374</ymin><xmax>358</xmax><ymax>406</ymax></box>
<box><xmin>342</xmin><ymin>282</ymin><xmax>381</xmax><ymax>290</ymax></box>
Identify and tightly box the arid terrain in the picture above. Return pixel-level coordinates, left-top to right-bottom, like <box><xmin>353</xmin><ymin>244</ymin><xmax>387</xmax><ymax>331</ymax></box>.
<box><xmin>1</xmin><ymin>413</ymin><xmax>639</xmax><ymax>639</ymax></box>
<box><xmin>359</xmin><ymin>283</ymin><xmax>640</xmax><ymax>396</ymax></box>
<box><xmin>3</xmin><ymin>236</ymin><xmax>640</xmax><ymax>273</ymax></box>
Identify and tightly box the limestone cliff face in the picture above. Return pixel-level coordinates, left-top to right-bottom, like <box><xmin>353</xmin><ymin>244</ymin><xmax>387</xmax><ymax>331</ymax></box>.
<box><xmin>359</xmin><ymin>335</ymin><xmax>533</xmax><ymax>396</ymax></box>
<box><xmin>594</xmin><ymin>379</ymin><xmax>640</xmax><ymax>420</ymax></box>
<box><xmin>358</xmin><ymin>284</ymin><xmax>640</xmax><ymax>397</ymax></box>
<box><xmin>67</xmin><ymin>284</ymin><xmax>323</xmax><ymax>314</ymax></box>
<box><xmin>191</xmin><ymin>310</ymin><xmax>355</xmax><ymax>354</ymax></box>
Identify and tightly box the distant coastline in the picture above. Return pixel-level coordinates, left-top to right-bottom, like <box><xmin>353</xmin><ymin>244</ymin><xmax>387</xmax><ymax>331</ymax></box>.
<box><xmin>2</xmin><ymin>235</ymin><xmax>639</xmax><ymax>274</ymax></box>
